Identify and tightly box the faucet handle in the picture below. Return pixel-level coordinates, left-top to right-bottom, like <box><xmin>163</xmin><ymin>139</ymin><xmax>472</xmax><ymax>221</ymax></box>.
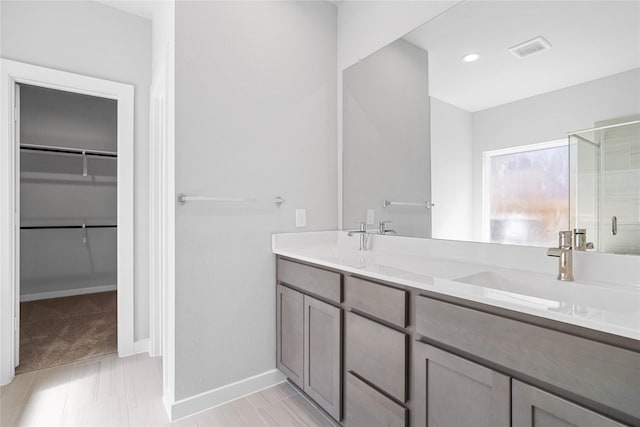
<box><xmin>558</xmin><ymin>230</ymin><xmax>573</xmax><ymax>248</ymax></box>
<box><xmin>353</xmin><ymin>221</ymin><xmax>367</xmax><ymax>232</ymax></box>
<box><xmin>378</xmin><ymin>220</ymin><xmax>391</xmax><ymax>233</ymax></box>
<box><xmin>572</xmin><ymin>228</ymin><xmax>594</xmax><ymax>251</ymax></box>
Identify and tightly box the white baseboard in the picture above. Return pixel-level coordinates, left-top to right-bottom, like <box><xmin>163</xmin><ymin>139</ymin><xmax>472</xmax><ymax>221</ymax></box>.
<box><xmin>167</xmin><ymin>369</ymin><xmax>286</xmax><ymax>421</ymax></box>
<box><xmin>20</xmin><ymin>284</ymin><xmax>117</xmax><ymax>302</ymax></box>
<box><xmin>133</xmin><ymin>338</ymin><xmax>150</xmax><ymax>355</ymax></box>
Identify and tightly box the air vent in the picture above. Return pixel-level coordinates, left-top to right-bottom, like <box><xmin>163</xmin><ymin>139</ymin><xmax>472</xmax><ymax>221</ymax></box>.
<box><xmin>509</xmin><ymin>36</ymin><xmax>551</xmax><ymax>58</ymax></box>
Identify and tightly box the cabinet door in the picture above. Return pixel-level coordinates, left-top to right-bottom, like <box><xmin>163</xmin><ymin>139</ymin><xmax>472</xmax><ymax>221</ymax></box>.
<box><xmin>276</xmin><ymin>284</ymin><xmax>304</xmax><ymax>388</ymax></box>
<box><xmin>512</xmin><ymin>380</ymin><xmax>628</xmax><ymax>427</ymax></box>
<box><xmin>413</xmin><ymin>341</ymin><xmax>510</xmax><ymax>427</ymax></box>
<box><xmin>304</xmin><ymin>295</ymin><xmax>342</xmax><ymax>420</ymax></box>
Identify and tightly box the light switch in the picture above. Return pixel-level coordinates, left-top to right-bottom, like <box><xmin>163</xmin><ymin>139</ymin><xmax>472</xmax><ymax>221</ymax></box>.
<box><xmin>295</xmin><ymin>209</ymin><xmax>307</xmax><ymax>227</ymax></box>
<box><xmin>366</xmin><ymin>209</ymin><xmax>375</xmax><ymax>225</ymax></box>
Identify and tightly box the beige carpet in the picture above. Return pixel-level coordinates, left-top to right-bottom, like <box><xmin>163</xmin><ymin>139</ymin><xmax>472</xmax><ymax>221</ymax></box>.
<box><xmin>17</xmin><ymin>291</ymin><xmax>117</xmax><ymax>374</ymax></box>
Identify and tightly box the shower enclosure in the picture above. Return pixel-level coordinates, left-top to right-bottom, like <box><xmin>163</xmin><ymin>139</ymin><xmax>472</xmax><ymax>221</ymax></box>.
<box><xmin>570</xmin><ymin>118</ymin><xmax>640</xmax><ymax>255</ymax></box>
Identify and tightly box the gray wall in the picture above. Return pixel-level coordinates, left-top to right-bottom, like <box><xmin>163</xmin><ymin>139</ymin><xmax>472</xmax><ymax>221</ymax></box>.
<box><xmin>174</xmin><ymin>1</ymin><xmax>337</xmax><ymax>400</ymax></box>
<box><xmin>343</xmin><ymin>38</ymin><xmax>430</xmax><ymax>237</ymax></box>
<box><xmin>1</xmin><ymin>0</ymin><xmax>152</xmax><ymax>340</ymax></box>
<box><xmin>20</xmin><ymin>85</ymin><xmax>117</xmax><ymax>298</ymax></box>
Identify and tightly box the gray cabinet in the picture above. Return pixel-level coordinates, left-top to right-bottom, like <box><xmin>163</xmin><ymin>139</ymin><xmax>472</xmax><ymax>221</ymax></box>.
<box><xmin>345</xmin><ymin>276</ymin><xmax>408</xmax><ymax>328</ymax></box>
<box><xmin>512</xmin><ymin>380</ymin><xmax>628</xmax><ymax>427</ymax></box>
<box><xmin>276</xmin><ymin>283</ymin><xmax>342</xmax><ymax>420</ymax></box>
<box><xmin>276</xmin><ymin>284</ymin><xmax>304</xmax><ymax>388</ymax></box>
<box><xmin>346</xmin><ymin>311</ymin><xmax>408</xmax><ymax>402</ymax></box>
<box><xmin>304</xmin><ymin>295</ymin><xmax>342</xmax><ymax>420</ymax></box>
<box><xmin>344</xmin><ymin>372</ymin><xmax>408</xmax><ymax>427</ymax></box>
<box><xmin>413</xmin><ymin>341</ymin><xmax>510</xmax><ymax>427</ymax></box>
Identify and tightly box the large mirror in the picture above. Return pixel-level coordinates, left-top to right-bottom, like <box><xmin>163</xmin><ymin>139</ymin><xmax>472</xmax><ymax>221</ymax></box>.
<box><xmin>343</xmin><ymin>0</ymin><xmax>640</xmax><ymax>254</ymax></box>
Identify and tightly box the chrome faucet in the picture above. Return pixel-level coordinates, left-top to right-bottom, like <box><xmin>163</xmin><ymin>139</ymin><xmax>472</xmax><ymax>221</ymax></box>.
<box><xmin>547</xmin><ymin>230</ymin><xmax>574</xmax><ymax>281</ymax></box>
<box><xmin>547</xmin><ymin>229</ymin><xmax>593</xmax><ymax>281</ymax></box>
<box><xmin>378</xmin><ymin>221</ymin><xmax>396</xmax><ymax>235</ymax></box>
<box><xmin>348</xmin><ymin>221</ymin><xmax>369</xmax><ymax>251</ymax></box>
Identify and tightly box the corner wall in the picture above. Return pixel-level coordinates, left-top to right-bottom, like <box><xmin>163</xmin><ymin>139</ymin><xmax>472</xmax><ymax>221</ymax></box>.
<box><xmin>173</xmin><ymin>0</ymin><xmax>337</xmax><ymax>406</ymax></box>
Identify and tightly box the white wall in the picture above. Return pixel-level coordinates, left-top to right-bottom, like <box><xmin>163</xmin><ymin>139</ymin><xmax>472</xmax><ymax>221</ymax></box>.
<box><xmin>343</xmin><ymin>39</ymin><xmax>431</xmax><ymax>237</ymax></box>
<box><xmin>174</xmin><ymin>0</ymin><xmax>337</xmax><ymax>401</ymax></box>
<box><xmin>1</xmin><ymin>0</ymin><xmax>152</xmax><ymax>340</ymax></box>
<box><xmin>430</xmin><ymin>97</ymin><xmax>473</xmax><ymax>241</ymax></box>
<box><xmin>471</xmin><ymin>69</ymin><xmax>640</xmax><ymax>240</ymax></box>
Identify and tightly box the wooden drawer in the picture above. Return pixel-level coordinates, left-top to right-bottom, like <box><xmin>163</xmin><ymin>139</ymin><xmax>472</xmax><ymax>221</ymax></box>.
<box><xmin>346</xmin><ymin>276</ymin><xmax>407</xmax><ymax>327</ymax></box>
<box><xmin>344</xmin><ymin>372</ymin><xmax>407</xmax><ymax>427</ymax></box>
<box><xmin>346</xmin><ymin>312</ymin><xmax>408</xmax><ymax>402</ymax></box>
<box><xmin>277</xmin><ymin>258</ymin><xmax>342</xmax><ymax>303</ymax></box>
<box><xmin>416</xmin><ymin>296</ymin><xmax>640</xmax><ymax>420</ymax></box>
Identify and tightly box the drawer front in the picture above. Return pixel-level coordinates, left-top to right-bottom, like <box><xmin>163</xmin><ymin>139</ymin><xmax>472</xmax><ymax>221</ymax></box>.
<box><xmin>346</xmin><ymin>276</ymin><xmax>407</xmax><ymax>327</ymax></box>
<box><xmin>346</xmin><ymin>312</ymin><xmax>408</xmax><ymax>402</ymax></box>
<box><xmin>416</xmin><ymin>296</ymin><xmax>640</xmax><ymax>420</ymax></box>
<box><xmin>344</xmin><ymin>372</ymin><xmax>407</xmax><ymax>427</ymax></box>
<box><xmin>277</xmin><ymin>258</ymin><xmax>342</xmax><ymax>303</ymax></box>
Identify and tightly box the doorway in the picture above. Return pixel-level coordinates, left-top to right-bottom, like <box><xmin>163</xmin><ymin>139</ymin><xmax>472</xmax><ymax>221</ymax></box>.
<box><xmin>0</xmin><ymin>59</ymin><xmax>135</xmax><ymax>384</ymax></box>
<box><xmin>17</xmin><ymin>84</ymin><xmax>118</xmax><ymax>373</ymax></box>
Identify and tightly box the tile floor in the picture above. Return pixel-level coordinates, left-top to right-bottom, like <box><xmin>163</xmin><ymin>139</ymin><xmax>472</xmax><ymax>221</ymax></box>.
<box><xmin>0</xmin><ymin>353</ymin><xmax>335</xmax><ymax>427</ymax></box>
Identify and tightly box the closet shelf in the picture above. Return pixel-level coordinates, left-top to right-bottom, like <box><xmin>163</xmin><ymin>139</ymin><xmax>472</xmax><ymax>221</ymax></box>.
<box><xmin>20</xmin><ymin>224</ymin><xmax>117</xmax><ymax>230</ymax></box>
<box><xmin>20</xmin><ymin>143</ymin><xmax>117</xmax><ymax>158</ymax></box>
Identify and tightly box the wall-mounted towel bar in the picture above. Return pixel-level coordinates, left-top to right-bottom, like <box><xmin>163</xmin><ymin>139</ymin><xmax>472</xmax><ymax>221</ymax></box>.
<box><xmin>20</xmin><ymin>143</ymin><xmax>118</xmax><ymax>158</ymax></box>
<box><xmin>177</xmin><ymin>194</ymin><xmax>285</xmax><ymax>207</ymax></box>
<box><xmin>382</xmin><ymin>200</ymin><xmax>434</xmax><ymax>209</ymax></box>
<box><xmin>20</xmin><ymin>224</ymin><xmax>117</xmax><ymax>229</ymax></box>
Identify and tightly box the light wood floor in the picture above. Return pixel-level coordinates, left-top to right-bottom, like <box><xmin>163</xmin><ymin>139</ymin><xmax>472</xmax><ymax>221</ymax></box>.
<box><xmin>0</xmin><ymin>352</ymin><xmax>335</xmax><ymax>427</ymax></box>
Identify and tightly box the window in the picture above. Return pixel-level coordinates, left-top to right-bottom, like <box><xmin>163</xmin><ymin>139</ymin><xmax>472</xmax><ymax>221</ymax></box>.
<box><xmin>483</xmin><ymin>140</ymin><xmax>569</xmax><ymax>247</ymax></box>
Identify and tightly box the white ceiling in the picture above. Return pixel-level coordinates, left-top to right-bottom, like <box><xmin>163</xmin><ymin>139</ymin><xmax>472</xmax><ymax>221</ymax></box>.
<box><xmin>404</xmin><ymin>1</ymin><xmax>640</xmax><ymax>112</ymax></box>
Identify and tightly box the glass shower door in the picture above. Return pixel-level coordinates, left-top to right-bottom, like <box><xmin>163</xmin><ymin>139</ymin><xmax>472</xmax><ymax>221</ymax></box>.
<box><xmin>572</xmin><ymin>119</ymin><xmax>640</xmax><ymax>255</ymax></box>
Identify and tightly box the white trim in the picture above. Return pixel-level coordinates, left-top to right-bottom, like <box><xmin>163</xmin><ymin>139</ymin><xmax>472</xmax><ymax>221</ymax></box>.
<box><xmin>149</xmin><ymin>68</ymin><xmax>167</xmax><ymax>358</ymax></box>
<box><xmin>166</xmin><ymin>370</ymin><xmax>286</xmax><ymax>422</ymax></box>
<box><xmin>20</xmin><ymin>284</ymin><xmax>117</xmax><ymax>302</ymax></box>
<box><xmin>134</xmin><ymin>338</ymin><xmax>150</xmax><ymax>355</ymax></box>
<box><xmin>0</xmin><ymin>59</ymin><xmax>135</xmax><ymax>385</ymax></box>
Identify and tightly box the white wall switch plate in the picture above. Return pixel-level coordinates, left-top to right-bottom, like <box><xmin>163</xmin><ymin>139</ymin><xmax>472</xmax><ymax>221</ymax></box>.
<box><xmin>295</xmin><ymin>209</ymin><xmax>307</xmax><ymax>227</ymax></box>
<box><xmin>366</xmin><ymin>209</ymin><xmax>375</xmax><ymax>225</ymax></box>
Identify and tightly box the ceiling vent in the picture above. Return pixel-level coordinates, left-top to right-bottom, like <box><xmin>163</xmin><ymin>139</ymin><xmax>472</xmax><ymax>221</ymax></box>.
<box><xmin>509</xmin><ymin>36</ymin><xmax>551</xmax><ymax>58</ymax></box>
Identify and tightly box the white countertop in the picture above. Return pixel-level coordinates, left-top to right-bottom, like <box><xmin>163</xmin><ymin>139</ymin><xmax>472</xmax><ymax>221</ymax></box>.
<box><xmin>272</xmin><ymin>231</ymin><xmax>640</xmax><ymax>341</ymax></box>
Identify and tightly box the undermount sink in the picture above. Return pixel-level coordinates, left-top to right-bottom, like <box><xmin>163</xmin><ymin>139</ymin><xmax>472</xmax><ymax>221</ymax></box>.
<box><xmin>453</xmin><ymin>270</ymin><xmax>639</xmax><ymax>314</ymax></box>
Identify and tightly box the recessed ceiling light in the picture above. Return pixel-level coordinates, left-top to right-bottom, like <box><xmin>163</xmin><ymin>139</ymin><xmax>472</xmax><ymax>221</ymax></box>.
<box><xmin>462</xmin><ymin>53</ymin><xmax>480</xmax><ymax>63</ymax></box>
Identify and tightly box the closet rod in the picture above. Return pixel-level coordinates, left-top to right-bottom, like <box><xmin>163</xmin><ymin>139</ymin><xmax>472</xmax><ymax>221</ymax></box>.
<box><xmin>20</xmin><ymin>143</ymin><xmax>117</xmax><ymax>158</ymax></box>
<box><xmin>20</xmin><ymin>225</ymin><xmax>117</xmax><ymax>230</ymax></box>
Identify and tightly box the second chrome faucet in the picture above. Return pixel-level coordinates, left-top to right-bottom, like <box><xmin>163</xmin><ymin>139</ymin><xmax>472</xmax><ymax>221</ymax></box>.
<box><xmin>348</xmin><ymin>220</ymin><xmax>397</xmax><ymax>250</ymax></box>
<box><xmin>547</xmin><ymin>228</ymin><xmax>593</xmax><ymax>281</ymax></box>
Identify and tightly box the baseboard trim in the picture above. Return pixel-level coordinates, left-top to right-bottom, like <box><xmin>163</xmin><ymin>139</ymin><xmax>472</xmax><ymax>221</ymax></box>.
<box><xmin>20</xmin><ymin>284</ymin><xmax>117</xmax><ymax>302</ymax></box>
<box><xmin>133</xmin><ymin>338</ymin><xmax>150</xmax><ymax>355</ymax></box>
<box><xmin>168</xmin><ymin>369</ymin><xmax>286</xmax><ymax>421</ymax></box>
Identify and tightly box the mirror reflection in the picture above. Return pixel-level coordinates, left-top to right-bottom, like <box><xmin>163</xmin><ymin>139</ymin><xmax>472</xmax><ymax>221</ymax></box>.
<box><xmin>342</xmin><ymin>0</ymin><xmax>640</xmax><ymax>253</ymax></box>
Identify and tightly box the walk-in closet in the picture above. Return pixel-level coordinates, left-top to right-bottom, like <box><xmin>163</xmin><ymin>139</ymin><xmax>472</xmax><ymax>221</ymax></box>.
<box><xmin>18</xmin><ymin>84</ymin><xmax>118</xmax><ymax>373</ymax></box>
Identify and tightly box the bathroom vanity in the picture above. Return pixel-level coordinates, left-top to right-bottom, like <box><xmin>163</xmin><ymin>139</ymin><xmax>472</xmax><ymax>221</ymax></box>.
<box><xmin>273</xmin><ymin>232</ymin><xmax>640</xmax><ymax>427</ymax></box>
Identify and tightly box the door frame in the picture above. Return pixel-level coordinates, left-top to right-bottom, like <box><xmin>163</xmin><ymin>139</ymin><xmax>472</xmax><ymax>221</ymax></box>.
<box><xmin>149</xmin><ymin>68</ymin><xmax>166</xmax><ymax>358</ymax></box>
<box><xmin>0</xmin><ymin>59</ymin><xmax>135</xmax><ymax>385</ymax></box>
